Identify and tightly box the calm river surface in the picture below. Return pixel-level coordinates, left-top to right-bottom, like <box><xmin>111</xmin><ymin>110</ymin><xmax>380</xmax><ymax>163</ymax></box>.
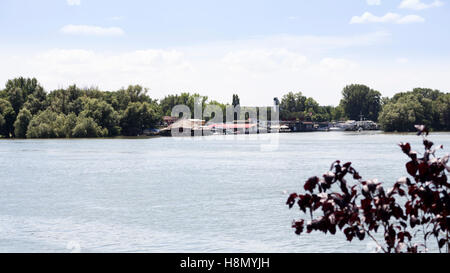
<box><xmin>1</xmin><ymin>132</ymin><xmax>449</xmax><ymax>253</ymax></box>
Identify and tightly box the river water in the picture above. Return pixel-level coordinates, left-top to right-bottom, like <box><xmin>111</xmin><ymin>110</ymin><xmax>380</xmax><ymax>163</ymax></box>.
<box><xmin>0</xmin><ymin>132</ymin><xmax>449</xmax><ymax>253</ymax></box>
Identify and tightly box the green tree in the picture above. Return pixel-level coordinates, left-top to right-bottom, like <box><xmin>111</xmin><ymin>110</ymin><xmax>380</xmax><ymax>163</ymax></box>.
<box><xmin>63</xmin><ymin>113</ymin><xmax>78</xmax><ymax>138</ymax></box>
<box><xmin>0</xmin><ymin>114</ymin><xmax>4</xmax><ymax>130</ymax></box>
<box><xmin>0</xmin><ymin>99</ymin><xmax>16</xmax><ymax>137</ymax></box>
<box><xmin>26</xmin><ymin>110</ymin><xmax>69</xmax><ymax>138</ymax></box>
<box><xmin>7</xmin><ymin>87</ymin><xmax>25</xmax><ymax>114</ymax></box>
<box><xmin>120</xmin><ymin>102</ymin><xmax>161</xmax><ymax>136</ymax></box>
<box><xmin>14</xmin><ymin>108</ymin><xmax>32</xmax><ymax>138</ymax></box>
<box><xmin>160</xmin><ymin>94</ymin><xmax>180</xmax><ymax>116</ymax></box>
<box><xmin>5</xmin><ymin>77</ymin><xmax>42</xmax><ymax>97</ymax></box>
<box><xmin>79</xmin><ymin>97</ymin><xmax>121</xmax><ymax>136</ymax></box>
<box><xmin>232</xmin><ymin>94</ymin><xmax>240</xmax><ymax>108</ymax></box>
<box><xmin>340</xmin><ymin>84</ymin><xmax>382</xmax><ymax>121</ymax></box>
<box><xmin>187</xmin><ymin>94</ymin><xmax>208</xmax><ymax>118</ymax></box>
<box><xmin>4</xmin><ymin>77</ymin><xmax>46</xmax><ymax>114</ymax></box>
<box><xmin>46</xmin><ymin>85</ymin><xmax>83</xmax><ymax>115</ymax></box>
<box><xmin>160</xmin><ymin>93</ymin><xmax>207</xmax><ymax>118</ymax></box>
<box><xmin>379</xmin><ymin>94</ymin><xmax>426</xmax><ymax>132</ymax></box>
<box><xmin>113</xmin><ymin>85</ymin><xmax>153</xmax><ymax>111</ymax></box>
<box><xmin>433</xmin><ymin>93</ymin><xmax>450</xmax><ymax>130</ymax></box>
<box><xmin>273</xmin><ymin>97</ymin><xmax>280</xmax><ymax>107</ymax></box>
<box><xmin>23</xmin><ymin>94</ymin><xmax>47</xmax><ymax>115</ymax></box>
<box><xmin>72</xmin><ymin>116</ymin><xmax>107</xmax><ymax>138</ymax></box>
<box><xmin>279</xmin><ymin>92</ymin><xmax>331</xmax><ymax>121</ymax></box>
<box><xmin>280</xmin><ymin>92</ymin><xmax>306</xmax><ymax>120</ymax></box>
<box><xmin>331</xmin><ymin>105</ymin><xmax>345</xmax><ymax>121</ymax></box>
<box><xmin>379</xmin><ymin>88</ymin><xmax>449</xmax><ymax>132</ymax></box>
<box><xmin>207</xmin><ymin>100</ymin><xmax>227</xmax><ymax>122</ymax></box>
<box><xmin>231</xmin><ymin>94</ymin><xmax>241</xmax><ymax>121</ymax></box>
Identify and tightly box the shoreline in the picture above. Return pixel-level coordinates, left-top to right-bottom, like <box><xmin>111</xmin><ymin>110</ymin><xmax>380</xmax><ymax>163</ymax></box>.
<box><xmin>2</xmin><ymin>130</ymin><xmax>450</xmax><ymax>140</ymax></box>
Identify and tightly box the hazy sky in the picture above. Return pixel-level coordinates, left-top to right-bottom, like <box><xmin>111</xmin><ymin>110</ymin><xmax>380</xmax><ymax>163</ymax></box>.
<box><xmin>0</xmin><ymin>0</ymin><xmax>449</xmax><ymax>106</ymax></box>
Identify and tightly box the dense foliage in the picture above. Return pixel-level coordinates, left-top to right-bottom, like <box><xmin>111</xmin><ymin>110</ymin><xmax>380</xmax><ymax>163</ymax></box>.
<box><xmin>0</xmin><ymin>78</ymin><xmax>162</xmax><ymax>138</ymax></box>
<box><xmin>279</xmin><ymin>92</ymin><xmax>343</xmax><ymax>122</ymax></box>
<box><xmin>159</xmin><ymin>93</ymin><xmax>210</xmax><ymax>118</ymax></box>
<box><xmin>287</xmin><ymin>128</ymin><xmax>449</xmax><ymax>253</ymax></box>
<box><xmin>339</xmin><ymin>84</ymin><xmax>382</xmax><ymax>122</ymax></box>
<box><xmin>0</xmin><ymin>77</ymin><xmax>448</xmax><ymax>137</ymax></box>
<box><xmin>379</xmin><ymin>88</ymin><xmax>450</xmax><ymax>132</ymax></box>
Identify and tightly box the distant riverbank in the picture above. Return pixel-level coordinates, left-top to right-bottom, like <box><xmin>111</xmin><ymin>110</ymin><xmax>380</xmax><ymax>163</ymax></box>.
<box><xmin>1</xmin><ymin>78</ymin><xmax>448</xmax><ymax>139</ymax></box>
<box><xmin>5</xmin><ymin>130</ymin><xmax>450</xmax><ymax>141</ymax></box>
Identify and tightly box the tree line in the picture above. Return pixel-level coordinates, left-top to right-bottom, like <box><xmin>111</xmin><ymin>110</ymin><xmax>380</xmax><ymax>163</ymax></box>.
<box><xmin>0</xmin><ymin>78</ymin><xmax>161</xmax><ymax>138</ymax></box>
<box><xmin>0</xmin><ymin>77</ymin><xmax>449</xmax><ymax>138</ymax></box>
<box><xmin>379</xmin><ymin>88</ymin><xmax>450</xmax><ymax>132</ymax></box>
<box><xmin>278</xmin><ymin>84</ymin><xmax>449</xmax><ymax>132</ymax></box>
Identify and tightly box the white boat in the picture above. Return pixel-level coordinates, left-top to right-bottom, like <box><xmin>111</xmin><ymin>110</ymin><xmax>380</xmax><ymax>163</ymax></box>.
<box><xmin>279</xmin><ymin>125</ymin><xmax>292</xmax><ymax>133</ymax></box>
<box><xmin>328</xmin><ymin>126</ymin><xmax>345</xmax><ymax>131</ymax></box>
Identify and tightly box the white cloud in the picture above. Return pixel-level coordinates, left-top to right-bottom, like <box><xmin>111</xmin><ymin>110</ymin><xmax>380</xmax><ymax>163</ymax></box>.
<box><xmin>351</xmin><ymin>12</ymin><xmax>400</xmax><ymax>23</ymax></box>
<box><xmin>396</xmin><ymin>14</ymin><xmax>426</xmax><ymax>24</ymax></box>
<box><xmin>33</xmin><ymin>49</ymin><xmax>191</xmax><ymax>74</ymax></box>
<box><xmin>2</xmin><ymin>43</ymin><xmax>448</xmax><ymax>107</ymax></box>
<box><xmin>60</xmin><ymin>25</ymin><xmax>125</xmax><ymax>36</ymax></box>
<box><xmin>399</xmin><ymin>0</ymin><xmax>444</xmax><ymax>10</ymax></box>
<box><xmin>222</xmin><ymin>49</ymin><xmax>309</xmax><ymax>73</ymax></box>
<box><xmin>350</xmin><ymin>12</ymin><xmax>425</xmax><ymax>24</ymax></box>
<box><xmin>67</xmin><ymin>0</ymin><xmax>81</xmax><ymax>6</ymax></box>
<box><xmin>219</xmin><ymin>31</ymin><xmax>391</xmax><ymax>54</ymax></box>
<box><xmin>0</xmin><ymin>32</ymin><xmax>404</xmax><ymax>106</ymax></box>
<box><xmin>36</xmin><ymin>49</ymin><xmax>96</xmax><ymax>64</ymax></box>
<box><xmin>319</xmin><ymin>58</ymin><xmax>359</xmax><ymax>70</ymax></box>
<box><xmin>367</xmin><ymin>0</ymin><xmax>381</xmax><ymax>6</ymax></box>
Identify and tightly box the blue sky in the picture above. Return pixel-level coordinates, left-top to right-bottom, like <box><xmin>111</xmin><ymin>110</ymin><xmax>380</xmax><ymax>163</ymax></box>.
<box><xmin>0</xmin><ymin>0</ymin><xmax>449</xmax><ymax>105</ymax></box>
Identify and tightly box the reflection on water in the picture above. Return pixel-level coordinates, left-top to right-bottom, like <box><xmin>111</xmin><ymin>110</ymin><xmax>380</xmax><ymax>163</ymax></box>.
<box><xmin>0</xmin><ymin>132</ymin><xmax>449</xmax><ymax>253</ymax></box>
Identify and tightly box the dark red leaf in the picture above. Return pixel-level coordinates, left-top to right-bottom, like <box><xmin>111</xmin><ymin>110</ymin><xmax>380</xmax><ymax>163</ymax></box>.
<box><xmin>343</xmin><ymin>162</ymin><xmax>352</xmax><ymax>169</ymax></box>
<box><xmin>356</xmin><ymin>228</ymin><xmax>365</xmax><ymax>241</ymax></box>
<box><xmin>418</xmin><ymin>162</ymin><xmax>429</xmax><ymax>177</ymax></box>
<box><xmin>404</xmin><ymin>232</ymin><xmax>412</xmax><ymax>241</ymax></box>
<box><xmin>361</xmin><ymin>198</ymin><xmax>372</xmax><ymax>211</ymax></box>
<box><xmin>343</xmin><ymin>227</ymin><xmax>354</xmax><ymax>242</ymax></box>
<box><xmin>438</xmin><ymin>239</ymin><xmax>446</xmax><ymax>249</ymax></box>
<box><xmin>423</xmin><ymin>140</ymin><xmax>434</xmax><ymax>150</ymax></box>
<box><xmin>323</xmin><ymin>172</ymin><xmax>335</xmax><ymax>184</ymax></box>
<box><xmin>292</xmin><ymin>220</ymin><xmax>305</xmax><ymax>235</ymax></box>
<box><xmin>399</xmin><ymin>221</ymin><xmax>407</xmax><ymax>229</ymax></box>
<box><xmin>406</xmin><ymin>161</ymin><xmax>418</xmax><ymax>176</ymax></box>
<box><xmin>410</xmin><ymin>216</ymin><xmax>420</xmax><ymax>228</ymax></box>
<box><xmin>304</xmin><ymin>176</ymin><xmax>320</xmax><ymax>193</ymax></box>
<box><xmin>286</xmin><ymin>193</ymin><xmax>298</xmax><ymax>209</ymax></box>
<box><xmin>399</xmin><ymin>142</ymin><xmax>411</xmax><ymax>155</ymax></box>
<box><xmin>353</xmin><ymin>172</ymin><xmax>362</xmax><ymax>180</ymax></box>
